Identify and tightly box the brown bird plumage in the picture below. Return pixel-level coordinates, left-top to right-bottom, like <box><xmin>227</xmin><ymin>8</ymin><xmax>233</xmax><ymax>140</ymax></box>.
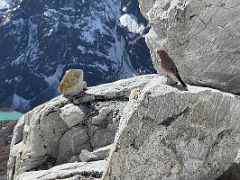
<box><xmin>156</xmin><ymin>48</ymin><xmax>187</xmax><ymax>88</ymax></box>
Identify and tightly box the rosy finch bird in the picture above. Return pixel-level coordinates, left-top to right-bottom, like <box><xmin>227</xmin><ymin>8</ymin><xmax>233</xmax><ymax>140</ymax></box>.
<box><xmin>156</xmin><ymin>48</ymin><xmax>187</xmax><ymax>88</ymax></box>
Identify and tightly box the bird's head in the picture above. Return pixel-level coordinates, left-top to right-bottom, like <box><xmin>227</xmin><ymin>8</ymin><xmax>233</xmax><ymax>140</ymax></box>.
<box><xmin>155</xmin><ymin>48</ymin><xmax>168</xmax><ymax>62</ymax></box>
<box><xmin>156</xmin><ymin>48</ymin><xmax>167</xmax><ymax>56</ymax></box>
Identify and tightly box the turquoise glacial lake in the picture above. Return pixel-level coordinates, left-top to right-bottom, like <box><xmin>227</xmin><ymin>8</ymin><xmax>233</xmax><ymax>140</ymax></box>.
<box><xmin>0</xmin><ymin>112</ymin><xmax>24</xmax><ymax>121</ymax></box>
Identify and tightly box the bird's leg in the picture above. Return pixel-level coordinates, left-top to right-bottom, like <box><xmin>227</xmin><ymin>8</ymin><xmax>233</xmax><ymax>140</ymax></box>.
<box><xmin>166</xmin><ymin>75</ymin><xmax>178</xmax><ymax>85</ymax></box>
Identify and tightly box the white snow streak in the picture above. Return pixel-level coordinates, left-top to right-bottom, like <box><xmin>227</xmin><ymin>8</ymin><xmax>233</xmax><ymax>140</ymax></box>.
<box><xmin>44</xmin><ymin>64</ymin><xmax>64</xmax><ymax>86</ymax></box>
<box><xmin>11</xmin><ymin>94</ymin><xmax>30</xmax><ymax>111</ymax></box>
<box><xmin>0</xmin><ymin>0</ymin><xmax>12</xmax><ymax>10</ymax></box>
<box><xmin>119</xmin><ymin>14</ymin><xmax>145</xmax><ymax>34</ymax></box>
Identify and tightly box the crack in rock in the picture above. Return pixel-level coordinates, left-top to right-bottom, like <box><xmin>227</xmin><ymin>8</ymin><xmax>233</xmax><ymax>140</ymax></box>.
<box><xmin>159</xmin><ymin>107</ymin><xmax>190</xmax><ymax>127</ymax></box>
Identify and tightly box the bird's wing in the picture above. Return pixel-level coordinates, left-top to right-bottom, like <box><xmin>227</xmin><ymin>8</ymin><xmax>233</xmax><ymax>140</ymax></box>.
<box><xmin>162</xmin><ymin>57</ymin><xmax>178</xmax><ymax>73</ymax></box>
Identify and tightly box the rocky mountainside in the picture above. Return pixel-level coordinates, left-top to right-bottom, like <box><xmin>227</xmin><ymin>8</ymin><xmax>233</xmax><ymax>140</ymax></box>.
<box><xmin>7</xmin><ymin>75</ymin><xmax>155</xmax><ymax>180</ymax></box>
<box><xmin>7</xmin><ymin>74</ymin><xmax>240</xmax><ymax>180</ymax></box>
<box><xmin>0</xmin><ymin>0</ymin><xmax>155</xmax><ymax>112</ymax></box>
<box><xmin>104</xmin><ymin>77</ymin><xmax>240</xmax><ymax>180</ymax></box>
<box><xmin>7</xmin><ymin>0</ymin><xmax>240</xmax><ymax>179</ymax></box>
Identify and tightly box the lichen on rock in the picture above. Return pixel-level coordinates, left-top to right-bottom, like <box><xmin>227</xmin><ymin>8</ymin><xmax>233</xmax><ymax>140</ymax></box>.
<box><xmin>59</xmin><ymin>69</ymin><xmax>85</xmax><ymax>96</ymax></box>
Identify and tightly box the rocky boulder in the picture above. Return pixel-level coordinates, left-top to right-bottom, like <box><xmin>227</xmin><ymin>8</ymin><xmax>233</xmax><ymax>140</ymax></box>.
<box><xmin>104</xmin><ymin>76</ymin><xmax>240</xmax><ymax>179</ymax></box>
<box><xmin>16</xmin><ymin>160</ymin><xmax>106</xmax><ymax>180</ymax></box>
<box><xmin>9</xmin><ymin>73</ymin><xmax>240</xmax><ymax>180</ymax></box>
<box><xmin>139</xmin><ymin>0</ymin><xmax>240</xmax><ymax>94</ymax></box>
<box><xmin>7</xmin><ymin>75</ymin><xmax>155</xmax><ymax>180</ymax></box>
<box><xmin>59</xmin><ymin>69</ymin><xmax>85</xmax><ymax>96</ymax></box>
<box><xmin>79</xmin><ymin>145</ymin><xmax>112</xmax><ymax>162</ymax></box>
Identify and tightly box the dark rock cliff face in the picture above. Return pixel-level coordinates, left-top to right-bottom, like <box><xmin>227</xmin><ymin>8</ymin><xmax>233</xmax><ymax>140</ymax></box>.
<box><xmin>0</xmin><ymin>0</ymin><xmax>155</xmax><ymax>112</ymax></box>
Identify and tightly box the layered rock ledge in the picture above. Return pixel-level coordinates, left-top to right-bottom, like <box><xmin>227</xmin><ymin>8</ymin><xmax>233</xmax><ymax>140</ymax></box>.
<box><xmin>7</xmin><ymin>75</ymin><xmax>155</xmax><ymax>180</ymax></box>
<box><xmin>8</xmin><ymin>74</ymin><xmax>240</xmax><ymax>180</ymax></box>
<box><xmin>104</xmin><ymin>76</ymin><xmax>240</xmax><ymax>179</ymax></box>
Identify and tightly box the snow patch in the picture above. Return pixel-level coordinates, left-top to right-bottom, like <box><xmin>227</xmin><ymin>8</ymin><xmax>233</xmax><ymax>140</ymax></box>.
<box><xmin>0</xmin><ymin>0</ymin><xmax>12</xmax><ymax>10</ymax></box>
<box><xmin>80</xmin><ymin>17</ymin><xmax>109</xmax><ymax>43</ymax></box>
<box><xmin>44</xmin><ymin>8</ymin><xmax>58</xmax><ymax>17</ymax></box>
<box><xmin>12</xmin><ymin>18</ymin><xmax>25</xmax><ymax>27</ymax></box>
<box><xmin>80</xmin><ymin>31</ymin><xmax>95</xmax><ymax>43</ymax></box>
<box><xmin>77</xmin><ymin>45</ymin><xmax>86</xmax><ymax>54</ymax></box>
<box><xmin>108</xmin><ymin>36</ymin><xmax>136</xmax><ymax>78</ymax></box>
<box><xmin>119</xmin><ymin>14</ymin><xmax>145</xmax><ymax>34</ymax></box>
<box><xmin>11</xmin><ymin>53</ymin><xmax>25</xmax><ymax>65</ymax></box>
<box><xmin>43</xmin><ymin>28</ymin><xmax>54</xmax><ymax>37</ymax></box>
<box><xmin>44</xmin><ymin>64</ymin><xmax>64</xmax><ymax>86</ymax></box>
<box><xmin>135</xmin><ymin>24</ymin><xmax>145</xmax><ymax>34</ymax></box>
<box><xmin>11</xmin><ymin>94</ymin><xmax>30</xmax><ymax>111</ymax></box>
<box><xmin>27</xmin><ymin>19</ymin><xmax>39</xmax><ymax>63</ymax></box>
<box><xmin>122</xmin><ymin>7</ymin><xmax>127</xmax><ymax>12</ymax></box>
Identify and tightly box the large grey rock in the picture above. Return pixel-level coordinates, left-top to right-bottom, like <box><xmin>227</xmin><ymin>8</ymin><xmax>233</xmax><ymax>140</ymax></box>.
<box><xmin>79</xmin><ymin>145</ymin><xmax>112</xmax><ymax>162</ymax></box>
<box><xmin>79</xmin><ymin>149</ymin><xmax>98</xmax><ymax>162</ymax></box>
<box><xmin>56</xmin><ymin>127</ymin><xmax>92</xmax><ymax>164</ymax></box>
<box><xmin>69</xmin><ymin>156</ymin><xmax>79</xmax><ymax>163</ymax></box>
<box><xmin>104</xmin><ymin>76</ymin><xmax>240</xmax><ymax>180</ymax></box>
<box><xmin>8</xmin><ymin>97</ymin><xmax>69</xmax><ymax>180</ymax></box>
<box><xmin>59</xmin><ymin>103</ymin><xmax>86</xmax><ymax>128</ymax></box>
<box><xmin>89</xmin><ymin>121</ymin><xmax>118</xmax><ymax>149</ymax></box>
<box><xmin>139</xmin><ymin>0</ymin><xmax>240</xmax><ymax>94</ymax></box>
<box><xmin>86</xmin><ymin>74</ymin><xmax>156</xmax><ymax>99</ymax></box>
<box><xmin>8</xmin><ymin>75</ymin><xmax>155</xmax><ymax>180</ymax></box>
<box><xmin>16</xmin><ymin>160</ymin><xmax>106</xmax><ymax>180</ymax></box>
<box><xmin>60</xmin><ymin>69</ymin><xmax>84</xmax><ymax>96</ymax></box>
<box><xmin>92</xmin><ymin>145</ymin><xmax>112</xmax><ymax>160</ymax></box>
<box><xmin>91</xmin><ymin>107</ymin><xmax>111</xmax><ymax>125</ymax></box>
<box><xmin>0</xmin><ymin>176</ymin><xmax>6</xmax><ymax>180</ymax></box>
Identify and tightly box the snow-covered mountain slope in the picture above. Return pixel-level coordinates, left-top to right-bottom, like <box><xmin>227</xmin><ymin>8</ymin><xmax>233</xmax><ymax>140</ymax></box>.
<box><xmin>0</xmin><ymin>0</ymin><xmax>155</xmax><ymax>112</ymax></box>
<box><xmin>0</xmin><ymin>0</ymin><xmax>12</xmax><ymax>9</ymax></box>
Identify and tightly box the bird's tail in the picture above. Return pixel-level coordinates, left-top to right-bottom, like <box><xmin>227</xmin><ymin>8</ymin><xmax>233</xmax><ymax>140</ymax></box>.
<box><xmin>174</xmin><ymin>72</ymin><xmax>187</xmax><ymax>88</ymax></box>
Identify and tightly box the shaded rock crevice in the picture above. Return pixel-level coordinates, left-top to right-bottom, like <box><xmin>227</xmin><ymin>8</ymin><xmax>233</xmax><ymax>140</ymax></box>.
<box><xmin>159</xmin><ymin>107</ymin><xmax>190</xmax><ymax>127</ymax></box>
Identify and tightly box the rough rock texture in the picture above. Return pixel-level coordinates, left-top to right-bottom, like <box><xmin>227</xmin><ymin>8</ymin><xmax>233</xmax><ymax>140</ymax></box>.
<box><xmin>59</xmin><ymin>103</ymin><xmax>86</xmax><ymax>128</ymax></box>
<box><xmin>0</xmin><ymin>121</ymin><xmax>17</xmax><ymax>180</ymax></box>
<box><xmin>59</xmin><ymin>69</ymin><xmax>84</xmax><ymax>96</ymax></box>
<box><xmin>79</xmin><ymin>145</ymin><xmax>112</xmax><ymax>163</ymax></box>
<box><xmin>7</xmin><ymin>75</ymin><xmax>155</xmax><ymax>180</ymax></box>
<box><xmin>16</xmin><ymin>160</ymin><xmax>106</xmax><ymax>180</ymax></box>
<box><xmin>139</xmin><ymin>0</ymin><xmax>240</xmax><ymax>94</ymax></box>
<box><xmin>79</xmin><ymin>149</ymin><xmax>98</xmax><ymax>162</ymax></box>
<box><xmin>57</xmin><ymin>127</ymin><xmax>91</xmax><ymax>164</ymax></box>
<box><xmin>104</xmin><ymin>76</ymin><xmax>240</xmax><ymax>180</ymax></box>
<box><xmin>92</xmin><ymin>145</ymin><xmax>112</xmax><ymax>160</ymax></box>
